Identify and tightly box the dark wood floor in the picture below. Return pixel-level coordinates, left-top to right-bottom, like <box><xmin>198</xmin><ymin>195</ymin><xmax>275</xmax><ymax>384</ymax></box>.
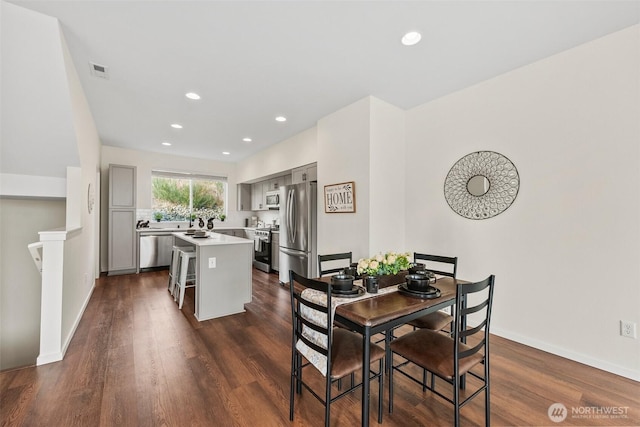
<box><xmin>1</xmin><ymin>269</ymin><xmax>639</xmax><ymax>426</ymax></box>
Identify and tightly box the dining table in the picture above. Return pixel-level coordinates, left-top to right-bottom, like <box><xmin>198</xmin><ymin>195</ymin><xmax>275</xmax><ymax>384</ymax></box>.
<box><xmin>313</xmin><ymin>275</ymin><xmax>464</xmax><ymax>427</ymax></box>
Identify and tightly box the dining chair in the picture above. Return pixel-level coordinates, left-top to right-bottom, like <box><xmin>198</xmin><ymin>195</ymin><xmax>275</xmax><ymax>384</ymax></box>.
<box><xmin>289</xmin><ymin>270</ymin><xmax>385</xmax><ymax>427</ymax></box>
<box><xmin>318</xmin><ymin>252</ymin><xmax>352</xmax><ymax>277</ymax></box>
<box><xmin>388</xmin><ymin>275</ymin><xmax>495</xmax><ymax>427</ymax></box>
<box><xmin>408</xmin><ymin>253</ymin><xmax>458</xmax><ymax>332</ymax></box>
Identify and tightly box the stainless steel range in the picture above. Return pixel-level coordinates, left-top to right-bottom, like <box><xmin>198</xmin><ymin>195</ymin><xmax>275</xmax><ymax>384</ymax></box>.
<box><xmin>253</xmin><ymin>228</ymin><xmax>272</xmax><ymax>272</ymax></box>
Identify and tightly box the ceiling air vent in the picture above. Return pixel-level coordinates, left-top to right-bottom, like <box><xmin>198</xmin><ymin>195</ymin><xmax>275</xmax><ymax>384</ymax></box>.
<box><xmin>89</xmin><ymin>61</ymin><xmax>109</xmax><ymax>79</ymax></box>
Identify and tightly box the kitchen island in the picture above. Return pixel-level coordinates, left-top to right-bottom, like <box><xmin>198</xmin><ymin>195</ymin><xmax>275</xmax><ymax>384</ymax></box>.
<box><xmin>173</xmin><ymin>231</ymin><xmax>253</xmax><ymax>321</ymax></box>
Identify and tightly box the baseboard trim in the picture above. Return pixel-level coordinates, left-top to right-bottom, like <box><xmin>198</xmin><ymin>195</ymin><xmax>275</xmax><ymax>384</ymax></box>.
<box><xmin>492</xmin><ymin>327</ymin><xmax>640</xmax><ymax>382</ymax></box>
<box><xmin>61</xmin><ymin>282</ymin><xmax>96</xmax><ymax>358</ymax></box>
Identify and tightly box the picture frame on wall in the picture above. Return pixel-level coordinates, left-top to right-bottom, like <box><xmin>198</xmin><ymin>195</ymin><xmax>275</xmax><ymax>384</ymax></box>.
<box><xmin>324</xmin><ymin>181</ymin><xmax>356</xmax><ymax>213</ymax></box>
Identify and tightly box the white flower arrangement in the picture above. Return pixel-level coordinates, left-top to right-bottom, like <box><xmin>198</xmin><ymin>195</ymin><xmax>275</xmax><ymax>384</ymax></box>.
<box><xmin>356</xmin><ymin>251</ymin><xmax>411</xmax><ymax>276</ymax></box>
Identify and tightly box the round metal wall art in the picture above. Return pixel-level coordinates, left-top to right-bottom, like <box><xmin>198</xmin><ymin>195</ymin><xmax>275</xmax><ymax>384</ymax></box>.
<box><xmin>444</xmin><ymin>151</ymin><xmax>519</xmax><ymax>220</ymax></box>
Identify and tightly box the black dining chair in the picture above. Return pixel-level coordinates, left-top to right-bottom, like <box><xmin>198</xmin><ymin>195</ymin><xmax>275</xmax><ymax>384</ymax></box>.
<box><xmin>318</xmin><ymin>252</ymin><xmax>353</xmax><ymax>277</ymax></box>
<box><xmin>389</xmin><ymin>275</ymin><xmax>495</xmax><ymax>427</ymax></box>
<box><xmin>408</xmin><ymin>253</ymin><xmax>458</xmax><ymax>332</ymax></box>
<box><xmin>289</xmin><ymin>270</ymin><xmax>385</xmax><ymax>427</ymax></box>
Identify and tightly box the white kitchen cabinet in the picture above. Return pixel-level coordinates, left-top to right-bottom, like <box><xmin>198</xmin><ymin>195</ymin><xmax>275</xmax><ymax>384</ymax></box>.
<box><xmin>251</xmin><ymin>181</ymin><xmax>270</xmax><ymax>210</ymax></box>
<box><xmin>292</xmin><ymin>163</ymin><xmax>317</xmax><ymax>184</ymax></box>
<box><xmin>108</xmin><ymin>164</ymin><xmax>137</xmax><ymax>275</ymax></box>
<box><xmin>237</xmin><ymin>183</ymin><xmax>252</xmax><ymax>211</ymax></box>
<box><xmin>268</xmin><ymin>174</ymin><xmax>289</xmax><ymax>191</ymax></box>
<box><xmin>251</xmin><ymin>182</ymin><xmax>263</xmax><ymax>210</ymax></box>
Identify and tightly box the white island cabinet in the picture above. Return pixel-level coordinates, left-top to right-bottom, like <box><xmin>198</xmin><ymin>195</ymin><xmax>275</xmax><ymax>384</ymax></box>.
<box><xmin>173</xmin><ymin>232</ymin><xmax>253</xmax><ymax>321</ymax></box>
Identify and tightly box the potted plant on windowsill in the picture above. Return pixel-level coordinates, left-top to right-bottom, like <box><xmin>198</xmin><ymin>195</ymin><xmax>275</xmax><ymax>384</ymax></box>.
<box><xmin>357</xmin><ymin>252</ymin><xmax>411</xmax><ymax>289</ymax></box>
<box><xmin>219</xmin><ymin>214</ymin><xmax>226</xmax><ymax>222</ymax></box>
<box><xmin>153</xmin><ymin>212</ymin><xmax>163</xmax><ymax>222</ymax></box>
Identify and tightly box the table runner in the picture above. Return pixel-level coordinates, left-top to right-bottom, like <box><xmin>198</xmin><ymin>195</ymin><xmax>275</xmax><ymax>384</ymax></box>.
<box><xmin>297</xmin><ymin>280</ymin><xmax>398</xmax><ymax>376</ymax></box>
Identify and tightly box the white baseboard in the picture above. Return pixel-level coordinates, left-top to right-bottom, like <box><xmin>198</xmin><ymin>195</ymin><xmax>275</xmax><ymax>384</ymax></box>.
<box><xmin>491</xmin><ymin>326</ymin><xmax>640</xmax><ymax>382</ymax></box>
<box><xmin>61</xmin><ymin>283</ymin><xmax>96</xmax><ymax>359</ymax></box>
<box><xmin>36</xmin><ymin>351</ymin><xmax>64</xmax><ymax>365</ymax></box>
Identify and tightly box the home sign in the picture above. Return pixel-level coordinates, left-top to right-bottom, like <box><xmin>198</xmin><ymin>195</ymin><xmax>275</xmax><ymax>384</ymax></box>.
<box><xmin>324</xmin><ymin>181</ymin><xmax>356</xmax><ymax>213</ymax></box>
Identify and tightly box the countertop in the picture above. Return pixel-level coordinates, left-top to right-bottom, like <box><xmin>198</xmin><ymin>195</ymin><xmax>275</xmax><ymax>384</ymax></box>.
<box><xmin>172</xmin><ymin>231</ymin><xmax>253</xmax><ymax>246</ymax></box>
<box><xmin>137</xmin><ymin>226</ymin><xmax>257</xmax><ymax>233</ymax></box>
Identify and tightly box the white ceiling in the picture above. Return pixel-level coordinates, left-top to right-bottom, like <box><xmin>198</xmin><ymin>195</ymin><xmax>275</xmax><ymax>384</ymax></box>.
<box><xmin>8</xmin><ymin>0</ymin><xmax>640</xmax><ymax>163</ymax></box>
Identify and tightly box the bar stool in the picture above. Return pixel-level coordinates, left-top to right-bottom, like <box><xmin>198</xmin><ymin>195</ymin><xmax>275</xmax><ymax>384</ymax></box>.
<box><xmin>174</xmin><ymin>249</ymin><xmax>197</xmax><ymax>310</ymax></box>
<box><xmin>168</xmin><ymin>246</ymin><xmax>194</xmax><ymax>295</ymax></box>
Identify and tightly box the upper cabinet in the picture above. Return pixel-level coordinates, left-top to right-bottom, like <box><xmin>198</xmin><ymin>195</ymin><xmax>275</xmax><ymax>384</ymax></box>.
<box><xmin>109</xmin><ymin>164</ymin><xmax>136</xmax><ymax>208</ymax></box>
<box><xmin>251</xmin><ymin>181</ymin><xmax>268</xmax><ymax>210</ymax></box>
<box><xmin>237</xmin><ymin>183</ymin><xmax>252</xmax><ymax>211</ymax></box>
<box><xmin>238</xmin><ymin>172</ymin><xmax>293</xmax><ymax>211</ymax></box>
<box><xmin>292</xmin><ymin>163</ymin><xmax>317</xmax><ymax>184</ymax></box>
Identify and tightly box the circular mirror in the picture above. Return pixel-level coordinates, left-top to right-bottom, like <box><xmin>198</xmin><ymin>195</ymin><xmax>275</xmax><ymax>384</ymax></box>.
<box><xmin>467</xmin><ymin>175</ymin><xmax>490</xmax><ymax>196</ymax></box>
<box><xmin>444</xmin><ymin>151</ymin><xmax>520</xmax><ymax>220</ymax></box>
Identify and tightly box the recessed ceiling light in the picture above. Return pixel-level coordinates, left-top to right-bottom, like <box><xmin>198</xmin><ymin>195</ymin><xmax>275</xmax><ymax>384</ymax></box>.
<box><xmin>275</xmin><ymin>116</ymin><xmax>287</xmax><ymax>122</ymax></box>
<box><xmin>162</xmin><ymin>142</ymin><xmax>172</xmax><ymax>146</ymax></box>
<box><xmin>222</xmin><ymin>151</ymin><xmax>230</xmax><ymax>155</ymax></box>
<box><xmin>401</xmin><ymin>31</ymin><xmax>422</xmax><ymax>46</ymax></box>
<box><xmin>185</xmin><ymin>92</ymin><xmax>201</xmax><ymax>100</ymax></box>
<box><xmin>242</xmin><ymin>137</ymin><xmax>252</xmax><ymax>142</ymax></box>
<box><xmin>171</xmin><ymin>123</ymin><xmax>183</xmax><ymax>129</ymax></box>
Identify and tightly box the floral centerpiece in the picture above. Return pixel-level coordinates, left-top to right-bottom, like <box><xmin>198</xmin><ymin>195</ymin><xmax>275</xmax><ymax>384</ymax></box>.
<box><xmin>357</xmin><ymin>251</ymin><xmax>411</xmax><ymax>288</ymax></box>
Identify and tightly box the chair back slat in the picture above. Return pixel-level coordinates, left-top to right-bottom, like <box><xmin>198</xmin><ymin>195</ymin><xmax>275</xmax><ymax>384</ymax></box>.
<box><xmin>453</xmin><ymin>275</ymin><xmax>495</xmax><ymax>362</ymax></box>
<box><xmin>413</xmin><ymin>252</ymin><xmax>458</xmax><ymax>278</ymax></box>
<box><xmin>318</xmin><ymin>252</ymin><xmax>352</xmax><ymax>277</ymax></box>
<box><xmin>289</xmin><ymin>270</ymin><xmax>333</xmax><ymax>358</ymax></box>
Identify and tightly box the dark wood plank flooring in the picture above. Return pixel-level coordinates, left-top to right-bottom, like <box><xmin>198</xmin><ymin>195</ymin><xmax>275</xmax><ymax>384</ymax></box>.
<box><xmin>1</xmin><ymin>269</ymin><xmax>638</xmax><ymax>426</ymax></box>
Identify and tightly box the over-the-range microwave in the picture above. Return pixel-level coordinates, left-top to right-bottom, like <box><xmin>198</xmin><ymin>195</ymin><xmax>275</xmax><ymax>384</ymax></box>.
<box><xmin>265</xmin><ymin>190</ymin><xmax>280</xmax><ymax>209</ymax></box>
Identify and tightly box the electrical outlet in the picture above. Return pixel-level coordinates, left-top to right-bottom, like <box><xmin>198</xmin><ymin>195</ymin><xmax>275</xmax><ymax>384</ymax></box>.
<box><xmin>620</xmin><ymin>320</ymin><xmax>637</xmax><ymax>338</ymax></box>
<box><xmin>208</xmin><ymin>257</ymin><xmax>216</xmax><ymax>269</ymax></box>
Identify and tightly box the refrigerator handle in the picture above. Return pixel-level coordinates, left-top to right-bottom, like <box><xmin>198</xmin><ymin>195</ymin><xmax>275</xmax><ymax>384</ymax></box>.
<box><xmin>290</xmin><ymin>189</ymin><xmax>297</xmax><ymax>242</ymax></box>
<box><xmin>287</xmin><ymin>189</ymin><xmax>294</xmax><ymax>243</ymax></box>
<box><xmin>280</xmin><ymin>247</ymin><xmax>308</xmax><ymax>259</ymax></box>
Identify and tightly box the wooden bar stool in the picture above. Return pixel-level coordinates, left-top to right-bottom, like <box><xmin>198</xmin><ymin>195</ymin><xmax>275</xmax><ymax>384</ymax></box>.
<box><xmin>168</xmin><ymin>246</ymin><xmax>194</xmax><ymax>295</ymax></box>
<box><xmin>174</xmin><ymin>249</ymin><xmax>197</xmax><ymax>310</ymax></box>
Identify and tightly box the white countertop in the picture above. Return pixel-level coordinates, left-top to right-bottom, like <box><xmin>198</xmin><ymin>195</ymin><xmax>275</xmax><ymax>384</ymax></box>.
<box><xmin>172</xmin><ymin>231</ymin><xmax>253</xmax><ymax>246</ymax></box>
<box><xmin>138</xmin><ymin>226</ymin><xmax>256</xmax><ymax>233</ymax></box>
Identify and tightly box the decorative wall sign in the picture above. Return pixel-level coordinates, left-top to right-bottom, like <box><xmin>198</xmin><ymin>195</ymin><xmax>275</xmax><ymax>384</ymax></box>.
<box><xmin>444</xmin><ymin>151</ymin><xmax>519</xmax><ymax>220</ymax></box>
<box><xmin>324</xmin><ymin>181</ymin><xmax>356</xmax><ymax>213</ymax></box>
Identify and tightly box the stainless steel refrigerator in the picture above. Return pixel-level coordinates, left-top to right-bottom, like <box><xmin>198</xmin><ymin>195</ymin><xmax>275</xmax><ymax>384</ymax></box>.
<box><xmin>279</xmin><ymin>181</ymin><xmax>317</xmax><ymax>284</ymax></box>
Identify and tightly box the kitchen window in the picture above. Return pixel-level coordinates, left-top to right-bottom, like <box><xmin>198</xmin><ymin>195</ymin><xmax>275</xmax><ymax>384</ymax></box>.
<box><xmin>151</xmin><ymin>171</ymin><xmax>227</xmax><ymax>222</ymax></box>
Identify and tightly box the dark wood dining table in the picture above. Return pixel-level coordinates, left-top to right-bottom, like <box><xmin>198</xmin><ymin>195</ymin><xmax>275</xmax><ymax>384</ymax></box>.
<box><xmin>321</xmin><ymin>275</ymin><xmax>462</xmax><ymax>427</ymax></box>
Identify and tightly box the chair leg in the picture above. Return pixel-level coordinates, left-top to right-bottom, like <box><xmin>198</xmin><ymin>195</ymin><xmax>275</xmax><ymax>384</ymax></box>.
<box><xmin>388</xmin><ymin>355</ymin><xmax>394</xmax><ymax>413</ymax></box>
<box><xmin>290</xmin><ymin>350</ymin><xmax>296</xmax><ymax>421</ymax></box>
<box><xmin>177</xmin><ymin>254</ymin><xmax>190</xmax><ymax>309</ymax></box>
<box><xmin>325</xmin><ymin>373</ymin><xmax>331</xmax><ymax>427</ymax></box>
<box><xmin>378</xmin><ymin>358</ymin><xmax>384</xmax><ymax>424</ymax></box>
<box><xmin>454</xmin><ymin>376</ymin><xmax>460</xmax><ymax>427</ymax></box>
<box><xmin>422</xmin><ymin>369</ymin><xmax>427</xmax><ymax>392</ymax></box>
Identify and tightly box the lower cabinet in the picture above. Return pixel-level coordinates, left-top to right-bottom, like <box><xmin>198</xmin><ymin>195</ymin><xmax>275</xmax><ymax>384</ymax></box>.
<box><xmin>108</xmin><ymin>209</ymin><xmax>136</xmax><ymax>274</ymax></box>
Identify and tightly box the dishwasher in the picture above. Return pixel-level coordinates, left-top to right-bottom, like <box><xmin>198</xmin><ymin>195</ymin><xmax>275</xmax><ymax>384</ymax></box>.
<box><xmin>139</xmin><ymin>232</ymin><xmax>174</xmax><ymax>269</ymax></box>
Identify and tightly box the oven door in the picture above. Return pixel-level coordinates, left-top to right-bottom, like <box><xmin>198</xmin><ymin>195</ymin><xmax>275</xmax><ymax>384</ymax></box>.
<box><xmin>253</xmin><ymin>234</ymin><xmax>271</xmax><ymax>272</ymax></box>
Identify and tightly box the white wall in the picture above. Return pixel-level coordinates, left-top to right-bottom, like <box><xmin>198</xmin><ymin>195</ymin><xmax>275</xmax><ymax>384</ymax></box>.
<box><xmin>236</xmin><ymin>126</ymin><xmax>317</xmax><ymax>183</ymax></box>
<box><xmin>316</xmin><ymin>97</ymin><xmax>408</xmax><ymax>262</ymax></box>
<box><xmin>404</xmin><ymin>25</ymin><xmax>640</xmax><ymax>379</ymax></box>
<box><xmin>0</xmin><ymin>1</ymin><xmax>79</xmax><ymax>179</ymax></box>
<box><xmin>0</xmin><ymin>2</ymin><xmax>101</xmax><ymax>369</ymax></box>
<box><xmin>317</xmin><ymin>98</ymin><xmax>372</xmax><ymax>261</ymax></box>
<box><xmin>369</xmin><ymin>98</ymin><xmax>406</xmax><ymax>254</ymax></box>
<box><xmin>0</xmin><ymin>199</ymin><xmax>66</xmax><ymax>370</ymax></box>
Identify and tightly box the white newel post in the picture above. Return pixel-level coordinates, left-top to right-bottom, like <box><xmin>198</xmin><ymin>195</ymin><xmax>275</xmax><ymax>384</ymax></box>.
<box><xmin>36</xmin><ymin>229</ymin><xmax>68</xmax><ymax>365</ymax></box>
